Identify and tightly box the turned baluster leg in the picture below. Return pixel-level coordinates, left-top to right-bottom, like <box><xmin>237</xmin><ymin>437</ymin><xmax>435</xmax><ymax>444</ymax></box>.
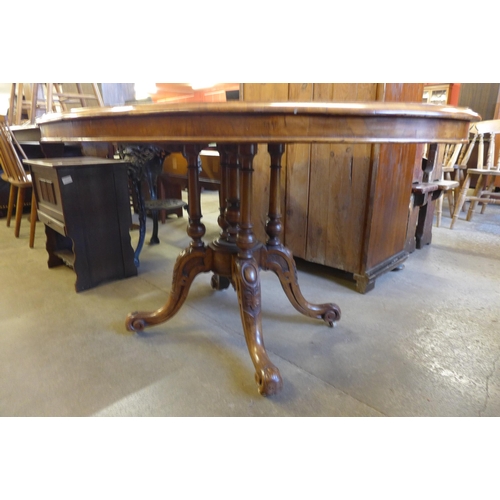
<box><xmin>216</xmin><ymin>145</ymin><xmax>230</xmax><ymax>242</ymax></box>
<box><xmin>234</xmin><ymin>143</ymin><xmax>282</xmax><ymax>396</ymax></box>
<box><xmin>184</xmin><ymin>144</ymin><xmax>207</xmax><ymax>248</ymax></box>
<box><xmin>126</xmin><ymin>144</ymin><xmax>212</xmax><ymax>332</ymax></box>
<box><xmin>263</xmin><ymin>143</ymin><xmax>341</xmax><ymax>326</ymax></box>
<box><xmin>223</xmin><ymin>145</ymin><xmax>240</xmax><ymax>245</ymax></box>
<box><xmin>211</xmin><ymin>145</ymin><xmax>239</xmax><ymax>291</ymax></box>
<box><xmin>265</xmin><ymin>143</ymin><xmax>285</xmax><ymax>247</ymax></box>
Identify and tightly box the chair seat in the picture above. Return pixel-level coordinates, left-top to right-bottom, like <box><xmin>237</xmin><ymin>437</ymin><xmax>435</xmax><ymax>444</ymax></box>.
<box><xmin>144</xmin><ymin>198</ymin><xmax>187</xmax><ymax>211</ymax></box>
<box><xmin>436</xmin><ymin>179</ymin><xmax>460</xmax><ymax>190</ymax></box>
<box><xmin>1</xmin><ymin>174</ymin><xmax>31</xmax><ymax>189</ymax></box>
<box><xmin>466</xmin><ymin>168</ymin><xmax>500</xmax><ymax>176</ymax></box>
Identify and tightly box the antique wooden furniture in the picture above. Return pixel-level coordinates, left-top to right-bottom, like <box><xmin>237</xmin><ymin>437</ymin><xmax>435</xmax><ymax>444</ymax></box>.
<box><xmin>450</xmin><ymin>119</ymin><xmax>500</xmax><ymax>228</ymax></box>
<box><xmin>36</xmin><ymin>101</ymin><xmax>478</xmax><ymax>395</ymax></box>
<box><xmin>243</xmin><ymin>83</ymin><xmax>445</xmax><ymax>291</ymax></box>
<box><xmin>0</xmin><ymin>118</ymin><xmax>37</xmax><ymax>247</ymax></box>
<box><xmin>24</xmin><ymin>157</ymin><xmax>137</xmax><ymax>292</ymax></box>
<box><xmin>434</xmin><ymin>143</ymin><xmax>462</xmax><ymax>227</ymax></box>
<box><xmin>435</xmin><ymin>127</ymin><xmax>478</xmax><ymax>227</ymax></box>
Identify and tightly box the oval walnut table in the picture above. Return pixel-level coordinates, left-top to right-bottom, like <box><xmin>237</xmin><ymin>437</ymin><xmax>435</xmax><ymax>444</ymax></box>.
<box><xmin>37</xmin><ymin>102</ymin><xmax>480</xmax><ymax>396</ymax></box>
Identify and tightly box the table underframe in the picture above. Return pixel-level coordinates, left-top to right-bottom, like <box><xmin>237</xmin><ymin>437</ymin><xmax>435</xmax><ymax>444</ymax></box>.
<box><xmin>125</xmin><ymin>142</ymin><xmax>340</xmax><ymax>396</ymax></box>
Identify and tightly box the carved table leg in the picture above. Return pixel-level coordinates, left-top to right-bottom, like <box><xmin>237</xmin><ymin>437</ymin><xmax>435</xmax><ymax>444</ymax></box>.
<box><xmin>236</xmin><ymin>144</ymin><xmax>282</xmax><ymax>395</ymax></box>
<box><xmin>262</xmin><ymin>144</ymin><xmax>341</xmax><ymax>326</ymax></box>
<box><xmin>126</xmin><ymin>144</ymin><xmax>210</xmax><ymax>332</ymax></box>
<box><xmin>233</xmin><ymin>256</ymin><xmax>282</xmax><ymax>395</ymax></box>
<box><xmin>126</xmin><ymin>245</ymin><xmax>212</xmax><ymax>331</ymax></box>
<box><xmin>262</xmin><ymin>244</ymin><xmax>341</xmax><ymax>326</ymax></box>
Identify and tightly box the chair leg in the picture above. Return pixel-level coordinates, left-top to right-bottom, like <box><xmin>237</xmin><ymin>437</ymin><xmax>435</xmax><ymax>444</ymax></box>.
<box><xmin>29</xmin><ymin>189</ymin><xmax>37</xmax><ymax>248</ymax></box>
<box><xmin>14</xmin><ymin>186</ymin><xmax>25</xmax><ymax>238</ymax></box>
<box><xmin>158</xmin><ymin>180</ymin><xmax>166</xmax><ymax>224</ymax></box>
<box><xmin>435</xmin><ymin>193</ymin><xmax>443</xmax><ymax>227</ymax></box>
<box><xmin>466</xmin><ymin>174</ymin><xmax>485</xmax><ymax>222</ymax></box>
<box><xmin>6</xmin><ymin>184</ymin><xmax>16</xmax><ymax>227</ymax></box>
<box><xmin>450</xmin><ymin>174</ymin><xmax>471</xmax><ymax>229</ymax></box>
<box><xmin>446</xmin><ymin>190</ymin><xmax>454</xmax><ymax>217</ymax></box>
<box><xmin>480</xmin><ymin>177</ymin><xmax>495</xmax><ymax>214</ymax></box>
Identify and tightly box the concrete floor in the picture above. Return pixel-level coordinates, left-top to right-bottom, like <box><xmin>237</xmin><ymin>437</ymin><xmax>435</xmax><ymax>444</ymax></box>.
<box><xmin>1</xmin><ymin>191</ymin><xmax>499</xmax><ymax>417</ymax></box>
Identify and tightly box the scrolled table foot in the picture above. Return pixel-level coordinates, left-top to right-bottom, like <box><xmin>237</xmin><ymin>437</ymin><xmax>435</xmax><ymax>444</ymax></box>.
<box><xmin>255</xmin><ymin>364</ymin><xmax>283</xmax><ymax>396</ymax></box>
<box><xmin>125</xmin><ymin>245</ymin><xmax>212</xmax><ymax>333</ymax></box>
<box><xmin>125</xmin><ymin>313</ymin><xmax>146</xmax><ymax>332</ymax></box>
<box><xmin>322</xmin><ymin>305</ymin><xmax>341</xmax><ymax>327</ymax></box>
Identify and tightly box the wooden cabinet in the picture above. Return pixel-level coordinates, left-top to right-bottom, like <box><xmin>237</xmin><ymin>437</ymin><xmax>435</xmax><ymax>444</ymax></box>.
<box><xmin>26</xmin><ymin>157</ymin><xmax>137</xmax><ymax>292</ymax></box>
<box><xmin>242</xmin><ymin>83</ymin><xmax>424</xmax><ymax>293</ymax></box>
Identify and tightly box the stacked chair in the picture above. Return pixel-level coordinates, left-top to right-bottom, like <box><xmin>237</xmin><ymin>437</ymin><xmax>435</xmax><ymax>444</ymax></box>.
<box><xmin>0</xmin><ymin>117</ymin><xmax>37</xmax><ymax>247</ymax></box>
<box><xmin>450</xmin><ymin>119</ymin><xmax>500</xmax><ymax>228</ymax></box>
<box><xmin>435</xmin><ymin>125</ymin><xmax>478</xmax><ymax>227</ymax></box>
<box><xmin>8</xmin><ymin>83</ymin><xmax>103</xmax><ymax>125</ymax></box>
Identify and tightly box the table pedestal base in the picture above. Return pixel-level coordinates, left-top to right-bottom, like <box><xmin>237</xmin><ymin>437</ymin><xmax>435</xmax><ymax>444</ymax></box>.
<box><xmin>125</xmin><ymin>142</ymin><xmax>340</xmax><ymax>395</ymax></box>
<box><xmin>126</xmin><ymin>239</ymin><xmax>340</xmax><ymax>395</ymax></box>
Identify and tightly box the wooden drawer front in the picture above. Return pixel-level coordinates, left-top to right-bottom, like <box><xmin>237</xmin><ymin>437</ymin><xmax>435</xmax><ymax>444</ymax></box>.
<box><xmin>37</xmin><ymin>210</ymin><xmax>67</xmax><ymax>236</ymax></box>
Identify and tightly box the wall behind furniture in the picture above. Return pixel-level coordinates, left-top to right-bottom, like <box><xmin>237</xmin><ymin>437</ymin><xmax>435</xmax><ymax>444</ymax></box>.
<box><xmin>458</xmin><ymin>83</ymin><xmax>500</xmax><ymax>120</ymax></box>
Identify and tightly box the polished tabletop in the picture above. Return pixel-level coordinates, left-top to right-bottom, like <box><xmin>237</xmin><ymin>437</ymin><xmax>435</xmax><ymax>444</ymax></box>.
<box><xmin>36</xmin><ymin>101</ymin><xmax>480</xmax><ymax>145</ymax></box>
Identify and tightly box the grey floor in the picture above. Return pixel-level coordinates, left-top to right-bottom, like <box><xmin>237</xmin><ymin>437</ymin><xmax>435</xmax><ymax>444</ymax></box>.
<box><xmin>1</xmin><ymin>190</ymin><xmax>499</xmax><ymax>417</ymax></box>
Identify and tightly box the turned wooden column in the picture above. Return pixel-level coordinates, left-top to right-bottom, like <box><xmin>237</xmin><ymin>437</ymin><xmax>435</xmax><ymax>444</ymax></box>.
<box><xmin>183</xmin><ymin>144</ymin><xmax>206</xmax><ymax>248</ymax></box>
<box><xmin>266</xmin><ymin>143</ymin><xmax>285</xmax><ymax>247</ymax></box>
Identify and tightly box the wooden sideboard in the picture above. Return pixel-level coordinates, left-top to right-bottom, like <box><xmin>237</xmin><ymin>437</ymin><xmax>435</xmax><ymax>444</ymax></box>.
<box><xmin>242</xmin><ymin>83</ymin><xmax>426</xmax><ymax>293</ymax></box>
<box><xmin>25</xmin><ymin>157</ymin><xmax>137</xmax><ymax>292</ymax></box>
